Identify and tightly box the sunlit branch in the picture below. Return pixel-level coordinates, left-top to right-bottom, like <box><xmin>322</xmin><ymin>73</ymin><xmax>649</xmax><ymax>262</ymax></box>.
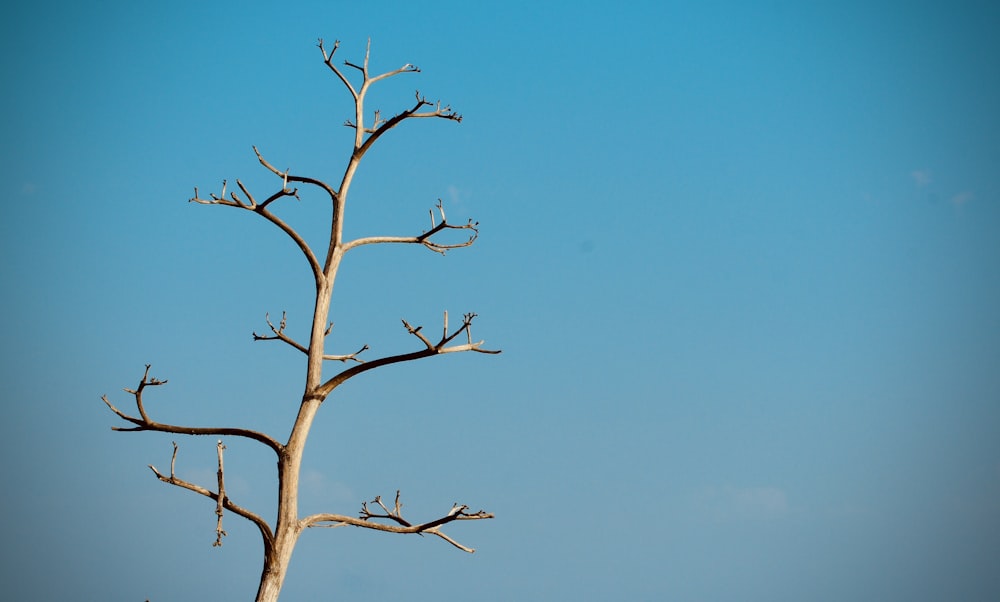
<box><xmin>214</xmin><ymin>440</ymin><xmax>227</xmax><ymax>547</ymax></box>
<box><xmin>302</xmin><ymin>490</ymin><xmax>493</xmax><ymax>554</ymax></box>
<box><xmin>253</xmin><ymin>312</ymin><xmax>368</xmax><ymax>363</ymax></box>
<box><xmin>318</xmin><ymin>38</ymin><xmax>359</xmax><ymax>99</ymax></box>
<box><xmin>318</xmin><ymin>38</ymin><xmax>458</xmax><ymax>156</ymax></box>
<box><xmin>355</xmin><ymin>91</ymin><xmax>461</xmax><ymax>159</ymax></box>
<box><xmin>189</xmin><ymin>176</ymin><xmax>323</xmax><ymax>284</ymax></box>
<box><xmin>252</xmin><ymin>146</ymin><xmax>339</xmax><ymax>202</ymax></box>
<box><xmin>148</xmin><ymin>441</ymin><xmax>274</xmax><ymax>551</ymax></box>
<box><xmin>343</xmin><ymin>200</ymin><xmax>478</xmax><ymax>254</ymax></box>
<box><xmin>313</xmin><ymin>312</ymin><xmax>499</xmax><ymax>398</ymax></box>
<box><xmin>102</xmin><ymin>365</ymin><xmax>283</xmax><ymax>455</ymax></box>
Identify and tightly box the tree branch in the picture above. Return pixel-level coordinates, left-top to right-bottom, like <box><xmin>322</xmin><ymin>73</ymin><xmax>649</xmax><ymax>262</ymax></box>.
<box><xmin>317</xmin><ymin>38</ymin><xmax>359</xmax><ymax>100</ymax></box>
<box><xmin>148</xmin><ymin>441</ymin><xmax>274</xmax><ymax>551</ymax></box>
<box><xmin>314</xmin><ymin>312</ymin><xmax>500</xmax><ymax>398</ymax></box>
<box><xmin>190</xmin><ymin>174</ymin><xmax>324</xmax><ymax>285</ymax></box>
<box><xmin>302</xmin><ymin>490</ymin><xmax>493</xmax><ymax>553</ymax></box>
<box><xmin>103</xmin><ymin>365</ymin><xmax>284</xmax><ymax>456</ymax></box>
<box><xmin>355</xmin><ymin>91</ymin><xmax>461</xmax><ymax>159</ymax></box>
<box><xmin>318</xmin><ymin>38</ymin><xmax>458</xmax><ymax>157</ymax></box>
<box><xmin>343</xmin><ymin>200</ymin><xmax>479</xmax><ymax>255</ymax></box>
<box><xmin>252</xmin><ymin>146</ymin><xmax>340</xmax><ymax>202</ymax></box>
<box><xmin>214</xmin><ymin>440</ymin><xmax>228</xmax><ymax>547</ymax></box>
<box><xmin>253</xmin><ymin>312</ymin><xmax>368</xmax><ymax>362</ymax></box>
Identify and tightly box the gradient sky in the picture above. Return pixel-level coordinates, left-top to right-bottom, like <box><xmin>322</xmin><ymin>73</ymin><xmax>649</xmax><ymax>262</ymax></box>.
<box><xmin>2</xmin><ymin>1</ymin><xmax>999</xmax><ymax>600</ymax></box>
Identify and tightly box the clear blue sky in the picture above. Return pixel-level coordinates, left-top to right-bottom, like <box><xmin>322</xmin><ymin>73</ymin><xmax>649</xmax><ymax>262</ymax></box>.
<box><xmin>2</xmin><ymin>1</ymin><xmax>998</xmax><ymax>600</ymax></box>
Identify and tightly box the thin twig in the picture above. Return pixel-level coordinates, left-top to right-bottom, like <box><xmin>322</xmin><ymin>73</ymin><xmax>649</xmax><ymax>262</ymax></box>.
<box><xmin>214</xmin><ymin>440</ymin><xmax>227</xmax><ymax>547</ymax></box>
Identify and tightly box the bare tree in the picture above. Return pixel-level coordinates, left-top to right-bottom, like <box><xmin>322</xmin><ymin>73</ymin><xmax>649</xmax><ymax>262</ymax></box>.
<box><xmin>102</xmin><ymin>38</ymin><xmax>498</xmax><ymax>602</ymax></box>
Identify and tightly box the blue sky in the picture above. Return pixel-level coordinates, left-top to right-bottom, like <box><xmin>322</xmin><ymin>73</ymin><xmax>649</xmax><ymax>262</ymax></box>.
<box><xmin>2</xmin><ymin>1</ymin><xmax>999</xmax><ymax>600</ymax></box>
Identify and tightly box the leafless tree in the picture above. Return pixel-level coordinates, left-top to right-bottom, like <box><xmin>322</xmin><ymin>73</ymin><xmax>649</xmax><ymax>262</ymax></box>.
<box><xmin>102</xmin><ymin>38</ymin><xmax>498</xmax><ymax>602</ymax></box>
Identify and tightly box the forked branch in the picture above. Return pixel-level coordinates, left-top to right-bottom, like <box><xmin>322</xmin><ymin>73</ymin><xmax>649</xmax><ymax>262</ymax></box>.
<box><xmin>102</xmin><ymin>365</ymin><xmax>283</xmax><ymax>455</ymax></box>
<box><xmin>190</xmin><ymin>175</ymin><xmax>323</xmax><ymax>283</ymax></box>
<box><xmin>355</xmin><ymin>90</ymin><xmax>462</xmax><ymax>158</ymax></box>
<box><xmin>317</xmin><ymin>38</ymin><xmax>460</xmax><ymax>155</ymax></box>
<box><xmin>403</xmin><ymin>310</ymin><xmax>498</xmax><ymax>353</ymax></box>
<box><xmin>314</xmin><ymin>311</ymin><xmax>500</xmax><ymax>397</ymax></box>
<box><xmin>253</xmin><ymin>312</ymin><xmax>368</xmax><ymax>363</ymax></box>
<box><xmin>319</xmin><ymin>37</ymin><xmax>419</xmax><ymax>100</ymax></box>
<box><xmin>148</xmin><ymin>441</ymin><xmax>274</xmax><ymax>551</ymax></box>
<box><xmin>251</xmin><ymin>146</ymin><xmax>340</xmax><ymax>202</ymax></box>
<box><xmin>303</xmin><ymin>490</ymin><xmax>493</xmax><ymax>553</ymax></box>
<box><xmin>343</xmin><ymin>200</ymin><xmax>479</xmax><ymax>254</ymax></box>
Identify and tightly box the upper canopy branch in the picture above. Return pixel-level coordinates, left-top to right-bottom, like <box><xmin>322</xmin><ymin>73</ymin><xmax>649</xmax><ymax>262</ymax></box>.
<box><xmin>354</xmin><ymin>91</ymin><xmax>461</xmax><ymax>159</ymax></box>
<box><xmin>190</xmin><ymin>178</ymin><xmax>300</xmax><ymax>213</ymax></box>
<box><xmin>343</xmin><ymin>200</ymin><xmax>478</xmax><ymax>254</ymax></box>
<box><xmin>190</xmin><ymin>170</ymin><xmax>323</xmax><ymax>284</ymax></box>
<box><xmin>317</xmin><ymin>38</ymin><xmax>460</xmax><ymax>155</ymax></box>
<box><xmin>102</xmin><ymin>365</ymin><xmax>284</xmax><ymax>456</ymax></box>
<box><xmin>251</xmin><ymin>146</ymin><xmax>340</xmax><ymax>202</ymax></box>
<box><xmin>319</xmin><ymin>37</ymin><xmax>420</xmax><ymax>100</ymax></box>
<box><xmin>302</xmin><ymin>490</ymin><xmax>493</xmax><ymax>553</ymax></box>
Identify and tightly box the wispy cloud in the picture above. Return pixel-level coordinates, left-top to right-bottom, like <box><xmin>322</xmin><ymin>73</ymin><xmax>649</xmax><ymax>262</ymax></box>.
<box><xmin>950</xmin><ymin>191</ymin><xmax>974</xmax><ymax>206</ymax></box>
<box><xmin>910</xmin><ymin>169</ymin><xmax>932</xmax><ymax>187</ymax></box>
<box><xmin>444</xmin><ymin>183</ymin><xmax>467</xmax><ymax>209</ymax></box>
<box><xmin>692</xmin><ymin>485</ymin><xmax>790</xmax><ymax>522</ymax></box>
<box><xmin>908</xmin><ymin>170</ymin><xmax>976</xmax><ymax>207</ymax></box>
<box><xmin>301</xmin><ymin>469</ymin><xmax>355</xmax><ymax>503</ymax></box>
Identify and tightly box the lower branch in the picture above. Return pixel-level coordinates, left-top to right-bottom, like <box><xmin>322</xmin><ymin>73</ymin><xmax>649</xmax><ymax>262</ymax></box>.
<box><xmin>149</xmin><ymin>441</ymin><xmax>274</xmax><ymax>552</ymax></box>
<box><xmin>302</xmin><ymin>490</ymin><xmax>493</xmax><ymax>553</ymax></box>
<box><xmin>102</xmin><ymin>365</ymin><xmax>284</xmax><ymax>455</ymax></box>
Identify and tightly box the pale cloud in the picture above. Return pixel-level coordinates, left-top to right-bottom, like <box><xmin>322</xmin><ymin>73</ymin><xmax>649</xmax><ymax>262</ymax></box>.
<box><xmin>908</xmin><ymin>170</ymin><xmax>975</xmax><ymax>207</ymax></box>
<box><xmin>950</xmin><ymin>191</ymin><xmax>974</xmax><ymax>206</ymax></box>
<box><xmin>301</xmin><ymin>469</ymin><xmax>355</xmax><ymax>503</ymax></box>
<box><xmin>732</xmin><ymin>486</ymin><xmax>788</xmax><ymax>516</ymax></box>
<box><xmin>910</xmin><ymin>169</ymin><xmax>932</xmax><ymax>187</ymax></box>
<box><xmin>443</xmin><ymin>184</ymin><xmax>468</xmax><ymax>212</ymax></box>
<box><xmin>692</xmin><ymin>485</ymin><xmax>790</xmax><ymax>522</ymax></box>
<box><xmin>21</xmin><ymin>182</ymin><xmax>36</xmax><ymax>195</ymax></box>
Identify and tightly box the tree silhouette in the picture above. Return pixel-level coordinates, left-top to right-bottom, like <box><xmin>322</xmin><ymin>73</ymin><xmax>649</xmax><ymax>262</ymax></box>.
<box><xmin>103</xmin><ymin>38</ymin><xmax>498</xmax><ymax>601</ymax></box>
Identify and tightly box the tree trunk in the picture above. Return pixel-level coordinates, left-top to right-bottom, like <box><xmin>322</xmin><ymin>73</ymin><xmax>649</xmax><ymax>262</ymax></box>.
<box><xmin>255</xmin><ymin>398</ymin><xmax>320</xmax><ymax>601</ymax></box>
<box><xmin>254</xmin><ymin>530</ymin><xmax>297</xmax><ymax>602</ymax></box>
